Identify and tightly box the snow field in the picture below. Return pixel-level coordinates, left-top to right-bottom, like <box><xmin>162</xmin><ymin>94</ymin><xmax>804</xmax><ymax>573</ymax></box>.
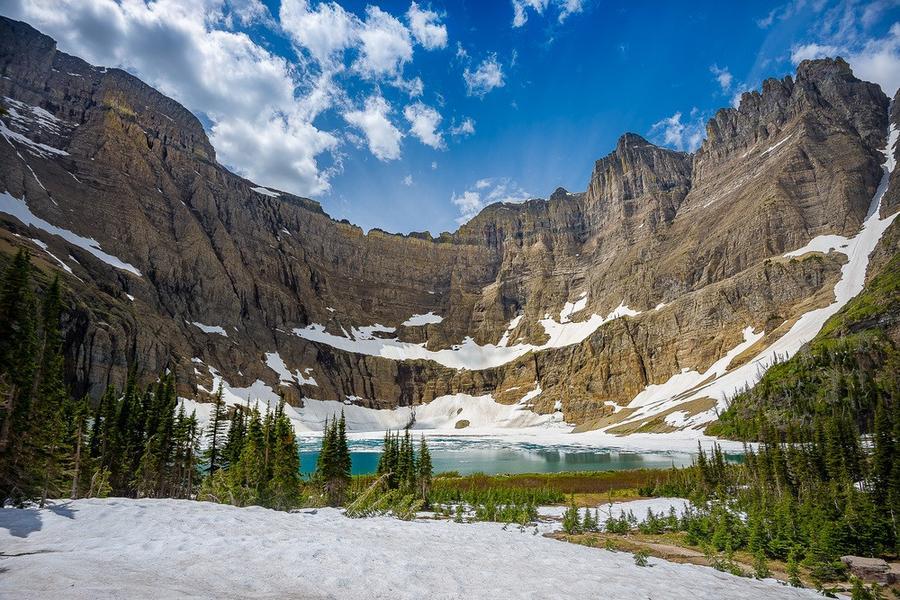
<box><xmin>0</xmin><ymin>498</ymin><xmax>826</xmax><ymax>600</ymax></box>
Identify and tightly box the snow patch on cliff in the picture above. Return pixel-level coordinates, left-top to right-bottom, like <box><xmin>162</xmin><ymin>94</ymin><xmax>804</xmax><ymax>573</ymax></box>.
<box><xmin>294</xmin><ymin>302</ymin><xmax>640</xmax><ymax>371</ymax></box>
<box><xmin>0</xmin><ymin>192</ymin><xmax>142</xmax><ymax>276</ymax></box>
<box><xmin>401</xmin><ymin>311</ymin><xmax>444</xmax><ymax>326</ymax></box>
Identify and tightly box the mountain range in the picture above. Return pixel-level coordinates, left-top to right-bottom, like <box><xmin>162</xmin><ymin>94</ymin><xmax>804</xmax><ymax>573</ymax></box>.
<box><xmin>1</xmin><ymin>15</ymin><xmax>897</xmax><ymax>434</ymax></box>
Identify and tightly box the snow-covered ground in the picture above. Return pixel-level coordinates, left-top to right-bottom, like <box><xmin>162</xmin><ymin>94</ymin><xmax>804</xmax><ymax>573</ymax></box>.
<box><xmin>0</xmin><ymin>498</ymin><xmax>824</xmax><ymax>600</ymax></box>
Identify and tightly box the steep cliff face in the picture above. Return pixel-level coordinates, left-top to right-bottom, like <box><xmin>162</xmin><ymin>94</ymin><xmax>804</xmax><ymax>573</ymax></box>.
<box><xmin>1</xmin><ymin>17</ymin><xmax>896</xmax><ymax>433</ymax></box>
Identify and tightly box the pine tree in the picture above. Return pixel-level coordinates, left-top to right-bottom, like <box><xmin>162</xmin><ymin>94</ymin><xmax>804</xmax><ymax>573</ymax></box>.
<box><xmin>69</xmin><ymin>395</ymin><xmax>89</xmax><ymax>499</ymax></box>
<box><xmin>204</xmin><ymin>385</ymin><xmax>227</xmax><ymax>475</ymax></box>
<box><xmin>32</xmin><ymin>277</ymin><xmax>71</xmax><ymax>507</ymax></box>
<box><xmin>417</xmin><ymin>435</ymin><xmax>432</xmax><ymax>500</ymax></box>
<box><xmin>0</xmin><ymin>250</ymin><xmax>39</xmax><ymax>502</ymax></box>
<box><xmin>337</xmin><ymin>411</ymin><xmax>351</xmax><ymax>482</ymax></box>
<box><xmin>268</xmin><ymin>398</ymin><xmax>300</xmax><ymax>510</ymax></box>
<box><xmin>222</xmin><ymin>404</ymin><xmax>246</xmax><ymax>468</ymax></box>
<box><xmin>871</xmin><ymin>398</ymin><xmax>893</xmax><ymax>507</ymax></box>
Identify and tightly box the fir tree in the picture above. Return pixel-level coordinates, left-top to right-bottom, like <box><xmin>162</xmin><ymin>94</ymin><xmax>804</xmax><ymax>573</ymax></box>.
<box><xmin>417</xmin><ymin>435</ymin><xmax>432</xmax><ymax>500</ymax></box>
<box><xmin>267</xmin><ymin>398</ymin><xmax>300</xmax><ymax>510</ymax></box>
<box><xmin>0</xmin><ymin>250</ymin><xmax>39</xmax><ymax>502</ymax></box>
<box><xmin>204</xmin><ymin>385</ymin><xmax>227</xmax><ymax>475</ymax></box>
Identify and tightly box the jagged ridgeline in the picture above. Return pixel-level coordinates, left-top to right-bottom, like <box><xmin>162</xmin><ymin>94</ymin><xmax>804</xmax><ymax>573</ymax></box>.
<box><xmin>0</xmin><ymin>13</ymin><xmax>898</xmax><ymax>438</ymax></box>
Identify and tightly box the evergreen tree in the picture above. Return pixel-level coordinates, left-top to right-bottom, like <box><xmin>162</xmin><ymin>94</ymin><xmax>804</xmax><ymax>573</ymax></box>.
<box><xmin>0</xmin><ymin>250</ymin><xmax>39</xmax><ymax>502</ymax></box>
<box><xmin>222</xmin><ymin>404</ymin><xmax>246</xmax><ymax>468</ymax></box>
<box><xmin>417</xmin><ymin>435</ymin><xmax>432</xmax><ymax>500</ymax></box>
<box><xmin>204</xmin><ymin>385</ymin><xmax>227</xmax><ymax>475</ymax></box>
<box><xmin>871</xmin><ymin>398</ymin><xmax>893</xmax><ymax>507</ymax></box>
<box><xmin>268</xmin><ymin>398</ymin><xmax>300</xmax><ymax>510</ymax></box>
<box><xmin>31</xmin><ymin>277</ymin><xmax>70</xmax><ymax>507</ymax></box>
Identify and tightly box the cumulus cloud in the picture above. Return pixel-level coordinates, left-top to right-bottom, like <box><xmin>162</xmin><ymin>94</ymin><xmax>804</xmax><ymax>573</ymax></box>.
<box><xmin>4</xmin><ymin>0</ymin><xmax>338</xmax><ymax>195</ymax></box>
<box><xmin>403</xmin><ymin>102</ymin><xmax>444</xmax><ymax>149</ymax></box>
<box><xmin>226</xmin><ymin>0</ymin><xmax>273</xmax><ymax>27</ymax></box>
<box><xmin>450</xmin><ymin>117</ymin><xmax>476</xmax><ymax>136</ymax></box>
<box><xmin>279</xmin><ymin>0</ymin><xmax>359</xmax><ymax>66</ymax></box>
<box><xmin>790</xmin><ymin>42</ymin><xmax>842</xmax><ymax>63</ymax></box>
<box><xmin>790</xmin><ymin>23</ymin><xmax>900</xmax><ymax>97</ymax></box>
<box><xmin>709</xmin><ymin>64</ymin><xmax>733</xmax><ymax>92</ymax></box>
<box><xmin>344</xmin><ymin>95</ymin><xmax>403</xmax><ymax>161</ymax></box>
<box><xmin>511</xmin><ymin>0</ymin><xmax>583</xmax><ymax>27</ymax></box>
<box><xmin>784</xmin><ymin>2</ymin><xmax>900</xmax><ymax>97</ymax></box>
<box><xmin>402</xmin><ymin>174</ymin><xmax>414</xmax><ymax>186</ymax></box>
<box><xmin>464</xmin><ymin>54</ymin><xmax>505</xmax><ymax>97</ymax></box>
<box><xmin>355</xmin><ymin>6</ymin><xmax>413</xmax><ymax>78</ymax></box>
<box><xmin>407</xmin><ymin>2</ymin><xmax>448</xmax><ymax>50</ymax></box>
<box><xmin>649</xmin><ymin>110</ymin><xmax>706</xmax><ymax>153</ymax></box>
<box><xmin>452</xmin><ymin>177</ymin><xmax>531</xmax><ymax>223</ymax></box>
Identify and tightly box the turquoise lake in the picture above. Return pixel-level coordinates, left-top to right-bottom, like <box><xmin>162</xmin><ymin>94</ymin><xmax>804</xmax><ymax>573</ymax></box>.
<box><xmin>296</xmin><ymin>436</ymin><xmax>732</xmax><ymax>476</ymax></box>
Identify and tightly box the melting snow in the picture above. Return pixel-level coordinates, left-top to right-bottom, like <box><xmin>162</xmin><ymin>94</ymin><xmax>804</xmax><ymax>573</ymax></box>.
<box><xmin>0</xmin><ymin>120</ymin><xmax>68</xmax><ymax>157</ymax></box>
<box><xmin>250</xmin><ymin>186</ymin><xmax>279</xmax><ymax>197</ymax></box>
<box><xmin>190</xmin><ymin>322</ymin><xmax>228</xmax><ymax>337</ymax></box>
<box><xmin>264</xmin><ymin>351</ymin><xmax>318</xmax><ymax>387</ymax></box>
<box><xmin>295</xmin><ymin>301</ymin><xmax>640</xmax><ymax>370</ymax></box>
<box><xmin>760</xmin><ymin>133</ymin><xmax>794</xmax><ymax>156</ymax></box>
<box><xmin>558</xmin><ymin>291</ymin><xmax>588</xmax><ymax>323</ymax></box>
<box><xmin>0</xmin><ymin>498</ymin><xmax>825</xmax><ymax>600</ymax></box>
<box><xmin>29</xmin><ymin>238</ymin><xmax>72</xmax><ymax>274</ymax></box>
<box><xmin>0</xmin><ymin>192</ymin><xmax>142</xmax><ymax>276</ymax></box>
<box><xmin>401</xmin><ymin>312</ymin><xmax>444</xmax><ymax>326</ymax></box>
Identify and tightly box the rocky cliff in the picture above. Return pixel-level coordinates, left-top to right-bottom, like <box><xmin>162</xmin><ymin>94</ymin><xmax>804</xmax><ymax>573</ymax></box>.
<box><xmin>1</xmin><ymin>16</ymin><xmax>897</xmax><ymax>433</ymax></box>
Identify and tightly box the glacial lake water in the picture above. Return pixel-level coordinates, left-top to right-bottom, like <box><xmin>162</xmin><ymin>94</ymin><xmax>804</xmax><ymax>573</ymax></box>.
<box><xmin>296</xmin><ymin>436</ymin><xmax>733</xmax><ymax>476</ymax></box>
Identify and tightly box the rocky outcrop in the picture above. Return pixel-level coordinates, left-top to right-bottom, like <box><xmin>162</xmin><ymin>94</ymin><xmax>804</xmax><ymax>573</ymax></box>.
<box><xmin>0</xmin><ymin>17</ymin><xmax>896</xmax><ymax>431</ymax></box>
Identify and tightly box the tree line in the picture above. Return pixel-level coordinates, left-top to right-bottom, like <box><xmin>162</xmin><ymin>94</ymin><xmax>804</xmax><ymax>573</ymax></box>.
<box><xmin>0</xmin><ymin>249</ymin><xmax>433</xmax><ymax>511</ymax></box>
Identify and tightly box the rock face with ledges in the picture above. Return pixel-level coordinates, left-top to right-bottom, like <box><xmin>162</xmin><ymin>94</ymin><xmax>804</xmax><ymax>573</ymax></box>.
<box><xmin>0</xmin><ymin>16</ymin><xmax>896</xmax><ymax>430</ymax></box>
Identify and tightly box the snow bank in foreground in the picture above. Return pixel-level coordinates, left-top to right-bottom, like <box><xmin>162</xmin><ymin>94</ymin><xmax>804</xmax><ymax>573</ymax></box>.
<box><xmin>0</xmin><ymin>498</ymin><xmax>822</xmax><ymax>600</ymax></box>
<box><xmin>0</xmin><ymin>191</ymin><xmax>142</xmax><ymax>276</ymax></box>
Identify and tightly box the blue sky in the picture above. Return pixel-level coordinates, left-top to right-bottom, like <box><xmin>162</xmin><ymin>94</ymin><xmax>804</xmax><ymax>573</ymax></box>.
<box><xmin>2</xmin><ymin>1</ymin><xmax>899</xmax><ymax>234</ymax></box>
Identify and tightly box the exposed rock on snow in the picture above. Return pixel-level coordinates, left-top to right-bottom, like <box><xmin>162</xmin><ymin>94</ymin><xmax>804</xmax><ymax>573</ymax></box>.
<box><xmin>0</xmin><ymin>498</ymin><xmax>826</xmax><ymax>600</ymax></box>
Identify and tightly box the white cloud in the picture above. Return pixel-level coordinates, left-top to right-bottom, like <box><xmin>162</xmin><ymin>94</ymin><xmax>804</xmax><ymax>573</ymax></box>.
<box><xmin>403</xmin><ymin>102</ymin><xmax>444</xmax><ymax>149</ymax></box>
<box><xmin>407</xmin><ymin>2</ymin><xmax>447</xmax><ymax>50</ymax></box>
<box><xmin>450</xmin><ymin>117</ymin><xmax>476</xmax><ymax>137</ymax></box>
<box><xmin>395</xmin><ymin>75</ymin><xmax>424</xmax><ymax>97</ymax></box>
<box><xmin>355</xmin><ymin>6</ymin><xmax>413</xmax><ymax>78</ymax></box>
<box><xmin>464</xmin><ymin>54</ymin><xmax>505</xmax><ymax>97</ymax></box>
<box><xmin>648</xmin><ymin>110</ymin><xmax>705</xmax><ymax>153</ymax></box>
<box><xmin>783</xmin><ymin>2</ymin><xmax>900</xmax><ymax>97</ymax></box>
<box><xmin>344</xmin><ymin>95</ymin><xmax>403</xmax><ymax>161</ymax></box>
<box><xmin>4</xmin><ymin>0</ymin><xmax>336</xmax><ymax>196</ymax></box>
<box><xmin>431</xmin><ymin>161</ymin><xmax>438</xmax><ymax>170</ymax></box>
<box><xmin>402</xmin><ymin>174</ymin><xmax>414</xmax><ymax>186</ymax></box>
<box><xmin>790</xmin><ymin>42</ymin><xmax>842</xmax><ymax>63</ymax></box>
<box><xmin>227</xmin><ymin>0</ymin><xmax>272</xmax><ymax>26</ymax></box>
<box><xmin>557</xmin><ymin>0</ymin><xmax>584</xmax><ymax>23</ymax></box>
<box><xmin>847</xmin><ymin>23</ymin><xmax>900</xmax><ymax>97</ymax></box>
<box><xmin>512</xmin><ymin>0</ymin><xmax>549</xmax><ymax>27</ymax></box>
<box><xmin>709</xmin><ymin>64</ymin><xmax>733</xmax><ymax>92</ymax></box>
<box><xmin>212</xmin><ymin>113</ymin><xmax>337</xmax><ymax>195</ymax></box>
<box><xmin>511</xmin><ymin>0</ymin><xmax>582</xmax><ymax>27</ymax></box>
<box><xmin>279</xmin><ymin>0</ymin><xmax>359</xmax><ymax>65</ymax></box>
<box><xmin>790</xmin><ymin>22</ymin><xmax>900</xmax><ymax>97</ymax></box>
<box><xmin>452</xmin><ymin>177</ymin><xmax>531</xmax><ymax>224</ymax></box>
